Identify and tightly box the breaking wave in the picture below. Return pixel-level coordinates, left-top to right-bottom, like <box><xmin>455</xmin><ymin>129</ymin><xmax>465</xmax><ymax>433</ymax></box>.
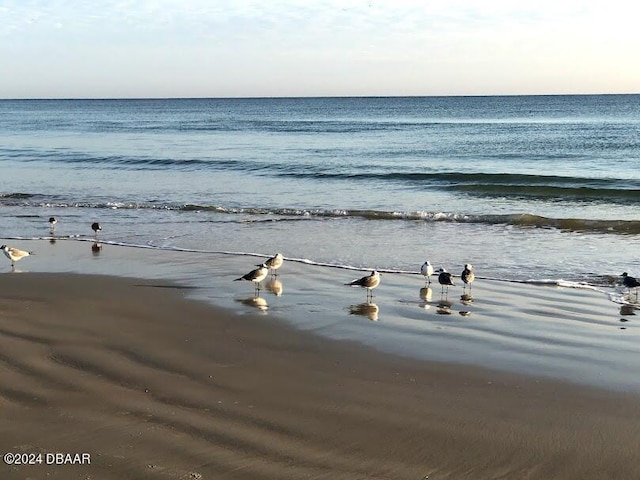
<box><xmin>2</xmin><ymin>193</ymin><xmax>640</xmax><ymax>235</ymax></box>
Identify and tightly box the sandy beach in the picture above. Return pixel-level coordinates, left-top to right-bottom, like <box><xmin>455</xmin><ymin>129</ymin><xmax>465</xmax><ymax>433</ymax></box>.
<box><xmin>1</xmin><ymin>272</ymin><xmax>640</xmax><ymax>480</ymax></box>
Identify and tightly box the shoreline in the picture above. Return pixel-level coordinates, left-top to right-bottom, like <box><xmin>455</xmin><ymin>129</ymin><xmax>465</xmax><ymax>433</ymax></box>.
<box><xmin>1</xmin><ymin>272</ymin><xmax>640</xmax><ymax>479</ymax></box>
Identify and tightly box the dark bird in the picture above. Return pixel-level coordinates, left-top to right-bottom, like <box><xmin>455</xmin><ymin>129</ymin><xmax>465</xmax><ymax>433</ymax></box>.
<box><xmin>622</xmin><ymin>272</ymin><xmax>640</xmax><ymax>301</ymax></box>
<box><xmin>235</xmin><ymin>263</ymin><xmax>269</xmax><ymax>294</ymax></box>
<box><xmin>461</xmin><ymin>264</ymin><xmax>475</xmax><ymax>292</ymax></box>
<box><xmin>91</xmin><ymin>222</ymin><xmax>102</xmax><ymax>236</ymax></box>
<box><xmin>48</xmin><ymin>216</ymin><xmax>57</xmax><ymax>231</ymax></box>
<box><xmin>437</xmin><ymin>268</ymin><xmax>455</xmax><ymax>295</ymax></box>
<box><xmin>346</xmin><ymin>270</ymin><xmax>381</xmax><ymax>302</ymax></box>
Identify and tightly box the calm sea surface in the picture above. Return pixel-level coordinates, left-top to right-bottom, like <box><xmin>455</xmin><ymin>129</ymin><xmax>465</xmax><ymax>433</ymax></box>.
<box><xmin>1</xmin><ymin>95</ymin><xmax>639</xmax><ymax>284</ymax></box>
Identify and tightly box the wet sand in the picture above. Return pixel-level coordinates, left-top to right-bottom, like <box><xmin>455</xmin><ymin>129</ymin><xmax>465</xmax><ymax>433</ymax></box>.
<box><xmin>1</xmin><ymin>272</ymin><xmax>640</xmax><ymax>479</ymax></box>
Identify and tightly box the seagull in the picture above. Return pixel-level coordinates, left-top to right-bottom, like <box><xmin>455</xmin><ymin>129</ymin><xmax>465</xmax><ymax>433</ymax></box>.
<box><xmin>461</xmin><ymin>264</ymin><xmax>475</xmax><ymax>292</ymax></box>
<box><xmin>622</xmin><ymin>272</ymin><xmax>640</xmax><ymax>301</ymax></box>
<box><xmin>266</xmin><ymin>278</ymin><xmax>283</xmax><ymax>296</ymax></box>
<box><xmin>437</xmin><ymin>268</ymin><xmax>455</xmax><ymax>295</ymax></box>
<box><xmin>265</xmin><ymin>253</ymin><xmax>284</xmax><ymax>276</ymax></box>
<box><xmin>91</xmin><ymin>222</ymin><xmax>101</xmax><ymax>237</ymax></box>
<box><xmin>346</xmin><ymin>270</ymin><xmax>381</xmax><ymax>301</ymax></box>
<box><xmin>235</xmin><ymin>263</ymin><xmax>269</xmax><ymax>294</ymax></box>
<box><xmin>420</xmin><ymin>260</ymin><xmax>434</xmax><ymax>284</ymax></box>
<box><xmin>48</xmin><ymin>216</ymin><xmax>57</xmax><ymax>232</ymax></box>
<box><xmin>1</xmin><ymin>245</ymin><xmax>35</xmax><ymax>269</ymax></box>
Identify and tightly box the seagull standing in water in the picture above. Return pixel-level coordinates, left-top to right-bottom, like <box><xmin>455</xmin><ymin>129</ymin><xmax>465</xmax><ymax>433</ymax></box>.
<box><xmin>421</xmin><ymin>260</ymin><xmax>434</xmax><ymax>284</ymax></box>
<box><xmin>91</xmin><ymin>222</ymin><xmax>101</xmax><ymax>237</ymax></box>
<box><xmin>235</xmin><ymin>263</ymin><xmax>269</xmax><ymax>295</ymax></box>
<box><xmin>49</xmin><ymin>216</ymin><xmax>57</xmax><ymax>232</ymax></box>
<box><xmin>1</xmin><ymin>245</ymin><xmax>35</xmax><ymax>269</ymax></box>
<box><xmin>622</xmin><ymin>272</ymin><xmax>640</xmax><ymax>301</ymax></box>
<box><xmin>346</xmin><ymin>270</ymin><xmax>381</xmax><ymax>302</ymax></box>
<box><xmin>461</xmin><ymin>264</ymin><xmax>475</xmax><ymax>292</ymax></box>
<box><xmin>437</xmin><ymin>268</ymin><xmax>455</xmax><ymax>296</ymax></box>
<box><xmin>265</xmin><ymin>253</ymin><xmax>284</xmax><ymax>276</ymax></box>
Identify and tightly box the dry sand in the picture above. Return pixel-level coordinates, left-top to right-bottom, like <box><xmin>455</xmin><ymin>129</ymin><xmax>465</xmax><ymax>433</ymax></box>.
<box><xmin>1</xmin><ymin>273</ymin><xmax>639</xmax><ymax>479</ymax></box>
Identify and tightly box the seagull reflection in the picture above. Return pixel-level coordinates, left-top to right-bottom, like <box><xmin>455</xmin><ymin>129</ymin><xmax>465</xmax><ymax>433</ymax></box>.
<box><xmin>349</xmin><ymin>303</ymin><xmax>379</xmax><ymax>321</ymax></box>
<box><xmin>620</xmin><ymin>304</ymin><xmax>637</xmax><ymax>316</ymax></box>
<box><xmin>419</xmin><ymin>286</ymin><xmax>432</xmax><ymax>309</ymax></box>
<box><xmin>436</xmin><ymin>299</ymin><xmax>453</xmax><ymax>315</ymax></box>
<box><xmin>92</xmin><ymin>242</ymin><xmax>102</xmax><ymax>255</ymax></box>
<box><xmin>419</xmin><ymin>286</ymin><xmax>433</xmax><ymax>302</ymax></box>
<box><xmin>265</xmin><ymin>278</ymin><xmax>283</xmax><ymax>297</ymax></box>
<box><xmin>237</xmin><ymin>296</ymin><xmax>269</xmax><ymax>312</ymax></box>
<box><xmin>460</xmin><ymin>293</ymin><xmax>474</xmax><ymax>305</ymax></box>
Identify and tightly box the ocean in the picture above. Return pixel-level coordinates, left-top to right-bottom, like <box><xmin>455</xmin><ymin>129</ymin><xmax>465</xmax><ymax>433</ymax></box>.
<box><xmin>1</xmin><ymin>95</ymin><xmax>639</xmax><ymax>283</ymax></box>
<box><xmin>2</xmin><ymin>95</ymin><xmax>640</xmax><ymax>389</ymax></box>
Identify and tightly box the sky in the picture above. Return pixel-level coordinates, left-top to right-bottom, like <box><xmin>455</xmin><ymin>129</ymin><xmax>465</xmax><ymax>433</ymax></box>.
<box><xmin>1</xmin><ymin>0</ymin><xmax>639</xmax><ymax>98</ymax></box>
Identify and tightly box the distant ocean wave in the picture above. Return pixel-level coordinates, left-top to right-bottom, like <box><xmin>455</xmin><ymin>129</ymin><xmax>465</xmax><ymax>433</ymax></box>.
<box><xmin>284</xmin><ymin>171</ymin><xmax>640</xmax><ymax>202</ymax></box>
<box><xmin>4</xmin><ymin>147</ymin><xmax>639</xmax><ymax>205</ymax></box>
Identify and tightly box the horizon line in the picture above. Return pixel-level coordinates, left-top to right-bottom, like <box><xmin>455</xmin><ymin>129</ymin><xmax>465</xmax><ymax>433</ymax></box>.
<box><xmin>1</xmin><ymin>92</ymin><xmax>639</xmax><ymax>101</ymax></box>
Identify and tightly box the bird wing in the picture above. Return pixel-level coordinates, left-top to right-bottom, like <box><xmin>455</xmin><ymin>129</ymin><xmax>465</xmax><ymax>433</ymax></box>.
<box><xmin>9</xmin><ymin>248</ymin><xmax>29</xmax><ymax>258</ymax></box>
<box><xmin>346</xmin><ymin>276</ymin><xmax>366</xmax><ymax>286</ymax></box>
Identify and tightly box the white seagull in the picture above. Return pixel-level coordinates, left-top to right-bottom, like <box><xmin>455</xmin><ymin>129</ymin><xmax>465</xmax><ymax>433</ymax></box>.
<box><xmin>235</xmin><ymin>263</ymin><xmax>269</xmax><ymax>294</ymax></box>
<box><xmin>48</xmin><ymin>216</ymin><xmax>57</xmax><ymax>232</ymax></box>
<box><xmin>421</xmin><ymin>260</ymin><xmax>434</xmax><ymax>284</ymax></box>
<box><xmin>346</xmin><ymin>270</ymin><xmax>381</xmax><ymax>301</ymax></box>
<box><xmin>1</xmin><ymin>245</ymin><xmax>35</xmax><ymax>269</ymax></box>
<box><xmin>264</xmin><ymin>253</ymin><xmax>284</xmax><ymax>276</ymax></box>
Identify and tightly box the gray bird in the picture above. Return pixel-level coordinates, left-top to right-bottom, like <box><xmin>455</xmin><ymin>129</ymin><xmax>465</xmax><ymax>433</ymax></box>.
<box><xmin>346</xmin><ymin>270</ymin><xmax>381</xmax><ymax>301</ymax></box>
<box><xmin>265</xmin><ymin>253</ymin><xmax>284</xmax><ymax>276</ymax></box>
<box><xmin>1</xmin><ymin>245</ymin><xmax>35</xmax><ymax>269</ymax></box>
<box><xmin>235</xmin><ymin>263</ymin><xmax>269</xmax><ymax>294</ymax></box>
<box><xmin>461</xmin><ymin>264</ymin><xmax>475</xmax><ymax>291</ymax></box>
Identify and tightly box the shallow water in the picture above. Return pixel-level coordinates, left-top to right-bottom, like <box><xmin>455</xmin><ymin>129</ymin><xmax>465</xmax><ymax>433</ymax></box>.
<box><xmin>4</xmin><ymin>238</ymin><xmax>639</xmax><ymax>392</ymax></box>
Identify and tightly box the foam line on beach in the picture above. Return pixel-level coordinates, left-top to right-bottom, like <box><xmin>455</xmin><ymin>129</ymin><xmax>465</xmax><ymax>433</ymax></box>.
<box><xmin>2</xmin><ymin>235</ymin><xmax>624</xmax><ymax>299</ymax></box>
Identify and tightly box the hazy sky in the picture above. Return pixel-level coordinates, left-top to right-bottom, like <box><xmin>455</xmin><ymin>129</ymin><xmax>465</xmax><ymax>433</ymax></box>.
<box><xmin>2</xmin><ymin>0</ymin><xmax>639</xmax><ymax>98</ymax></box>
